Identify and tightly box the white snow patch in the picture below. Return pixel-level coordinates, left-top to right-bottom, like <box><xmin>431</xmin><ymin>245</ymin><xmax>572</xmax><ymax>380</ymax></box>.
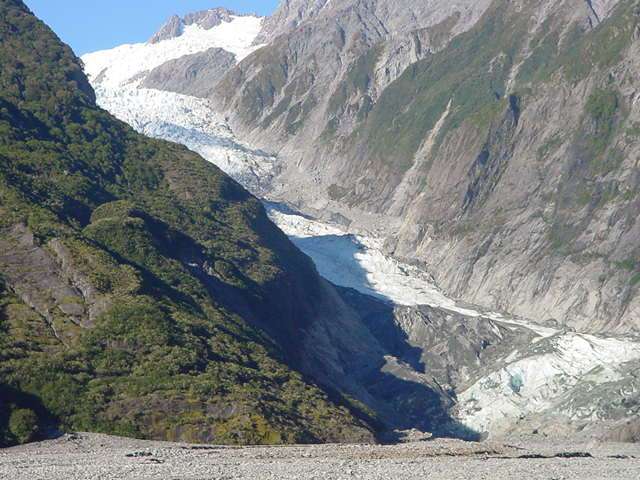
<box><xmin>92</xmin><ymin>84</ymin><xmax>277</xmax><ymax>193</ymax></box>
<box><xmin>82</xmin><ymin>15</ymin><xmax>264</xmax><ymax>88</ymax></box>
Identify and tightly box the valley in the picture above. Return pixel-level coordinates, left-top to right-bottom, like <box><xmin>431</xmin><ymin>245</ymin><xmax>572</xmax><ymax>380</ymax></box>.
<box><xmin>79</xmin><ymin>4</ymin><xmax>640</xmax><ymax>443</ymax></box>
<box><xmin>2</xmin><ymin>9</ymin><xmax>640</xmax><ymax>480</ymax></box>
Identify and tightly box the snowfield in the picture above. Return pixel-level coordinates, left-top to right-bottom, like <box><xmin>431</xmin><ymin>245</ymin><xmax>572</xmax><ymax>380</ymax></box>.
<box><xmin>82</xmin><ymin>15</ymin><xmax>640</xmax><ymax>439</ymax></box>
<box><xmin>82</xmin><ymin>15</ymin><xmax>264</xmax><ymax>88</ymax></box>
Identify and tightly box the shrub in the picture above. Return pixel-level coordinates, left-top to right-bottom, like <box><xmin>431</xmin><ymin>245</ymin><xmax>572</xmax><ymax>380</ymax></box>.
<box><xmin>8</xmin><ymin>409</ymin><xmax>39</xmax><ymax>444</ymax></box>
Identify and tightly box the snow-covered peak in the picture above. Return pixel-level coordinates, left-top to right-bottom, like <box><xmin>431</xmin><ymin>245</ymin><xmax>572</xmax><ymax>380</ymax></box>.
<box><xmin>82</xmin><ymin>14</ymin><xmax>264</xmax><ymax>89</ymax></box>
<box><xmin>149</xmin><ymin>7</ymin><xmax>238</xmax><ymax>44</ymax></box>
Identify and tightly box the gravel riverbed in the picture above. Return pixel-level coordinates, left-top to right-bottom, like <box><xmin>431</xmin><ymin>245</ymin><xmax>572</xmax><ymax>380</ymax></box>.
<box><xmin>1</xmin><ymin>433</ymin><xmax>639</xmax><ymax>479</ymax></box>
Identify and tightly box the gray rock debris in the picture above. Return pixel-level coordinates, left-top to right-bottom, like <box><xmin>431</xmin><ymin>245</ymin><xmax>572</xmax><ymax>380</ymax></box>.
<box><xmin>1</xmin><ymin>432</ymin><xmax>639</xmax><ymax>480</ymax></box>
<box><xmin>142</xmin><ymin>48</ymin><xmax>236</xmax><ymax>98</ymax></box>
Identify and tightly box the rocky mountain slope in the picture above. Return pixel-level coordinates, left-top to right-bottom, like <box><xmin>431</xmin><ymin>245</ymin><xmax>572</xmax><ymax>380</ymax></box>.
<box><xmin>79</xmin><ymin>0</ymin><xmax>640</xmax><ymax>442</ymax></box>
<box><xmin>209</xmin><ymin>0</ymin><xmax>640</xmax><ymax>334</ymax></box>
<box><xmin>149</xmin><ymin>8</ymin><xmax>238</xmax><ymax>44</ymax></box>
<box><xmin>113</xmin><ymin>0</ymin><xmax>640</xmax><ymax>334</ymax></box>
<box><xmin>0</xmin><ymin>0</ymin><xmax>379</xmax><ymax>447</ymax></box>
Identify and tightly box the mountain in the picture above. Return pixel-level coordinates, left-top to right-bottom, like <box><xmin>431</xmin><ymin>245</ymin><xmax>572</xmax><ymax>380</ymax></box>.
<box><xmin>79</xmin><ymin>0</ymin><xmax>640</xmax><ymax>443</ymax></box>
<box><xmin>149</xmin><ymin>8</ymin><xmax>238</xmax><ymax>44</ymax></box>
<box><xmin>112</xmin><ymin>0</ymin><xmax>640</xmax><ymax>333</ymax></box>
<box><xmin>0</xmin><ymin>0</ymin><xmax>378</xmax><ymax>447</ymax></box>
<box><xmin>210</xmin><ymin>0</ymin><xmax>640</xmax><ymax>334</ymax></box>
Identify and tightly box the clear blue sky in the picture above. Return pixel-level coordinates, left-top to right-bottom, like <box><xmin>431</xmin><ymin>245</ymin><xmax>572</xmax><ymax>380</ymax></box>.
<box><xmin>24</xmin><ymin>0</ymin><xmax>279</xmax><ymax>55</ymax></box>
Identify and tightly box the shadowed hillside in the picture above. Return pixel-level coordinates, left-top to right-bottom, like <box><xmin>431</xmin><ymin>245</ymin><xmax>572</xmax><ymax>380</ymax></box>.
<box><xmin>0</xmin><ymin>0</ymin><xmax>374</xmax><ymax>447</ymax></box>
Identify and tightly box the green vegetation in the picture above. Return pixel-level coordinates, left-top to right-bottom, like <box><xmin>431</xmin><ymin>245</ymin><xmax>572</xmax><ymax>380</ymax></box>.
<box><xmin>613</xmin><ymin>259</ymin><xmax>640</xmax><ymax>287</ymax></box>
<box><xmin>357</xmin><ymin>0</ymin><xmax>531</xmax><ymax>173</ymax></box>
<box><xmin>514</xmin><ymin>17</ymin><xmax>560</xmax><ymax>85</ymax></box>
<box><xmin>344</xmin><ymin>0</ymin><xmax>639</xmax><ymax>178</ymax></box>
<box><xmin>220</xmin><ymin>44</ymin><xmax>289</xmax><ymax>125</ymax></box>
<box><xmin>283</xmin><ymin>94</ymin><xmax>318</xmax><ymax>135</ymax></box>
<box><xmin>543</xmin><ymin>35</ymin><xmax>631</xmax><ymax>254</ymax></box>
<box><xmin>327</xmin><ymin>184</ymin><xmax>350</xmax><ymax>201</ymax></box>
<box><xmin>625</xmin><ymin>121</ymin><xmax>640</xmax><ymax>139</ymax></box>
<box><xmin>8</xmin><ymin>409</ymin><xmax>39</xmax><ymax>444</ymax></box>
<box><xmin>551</xmin><ymin>86</ymin><xmax>624</xmax><ymax>222</ymax></box>
<box><xmin>516</xmin><ymin>1</ymin><xmax>639</xmax><ymax>85</ymax></box>
<box><xmin>0</xmin><ymin>0</ymin><xmax>372</xmax><ymax>446</ymax></box>
<box><xmin>327</xmin><ymin>45</ymin><xmax>382</xmax><ymax>118</ymax></box>
<box><xmin>547</xmin><ymin>222</ymin><xmax>583</xmax><ymax>255</ymax></box>
<box><xmin>537</xmin><ymin>133</ymin><xmax>564</xmax><ymax>161</ymax></box>
<box><xmin>585</xmin><ymin>88</ymin><xmax>620</xmax><ymax>156</ymax></box>
<box><xmin>614</xmin><ymin>258</ymin><xmax>638</xmax><ymax>271</ymax></box>
<box><xmin>560</xmin><ymin>1</ymin><xmax>639</xmax><ymax>82</ymax></box>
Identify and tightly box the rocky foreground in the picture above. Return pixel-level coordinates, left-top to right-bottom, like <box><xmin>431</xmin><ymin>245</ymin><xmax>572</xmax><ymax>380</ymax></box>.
<box><xmin>0</xmin><ymin>433</ymin><xmax>638</xmax><ymax>480</ymax></box>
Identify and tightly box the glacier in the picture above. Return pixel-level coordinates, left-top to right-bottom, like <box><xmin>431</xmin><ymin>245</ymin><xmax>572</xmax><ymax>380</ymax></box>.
<box><xmin>82</xmin><ymin>14</ymin><xmax>275</xmax><ymax>195</ymax></box>
<box><xmin>82</xmin><ymin>11</ymin><xmax>640</xmax><ymax>439</ymax></box>
<box><xmin>92</xmin><ymin>84</ymin><xmax>278</xmax><ymax>194</ymax></box>
<box><xmin>266</xmin><ymin>203</ymin><xmax>640</xmax><ymax>435</ymax></box>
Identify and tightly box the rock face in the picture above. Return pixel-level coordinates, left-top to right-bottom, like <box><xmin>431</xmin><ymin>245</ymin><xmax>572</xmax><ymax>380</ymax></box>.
<box><xmin>0</xmin><ymin>225</ymin><xmax>112</xmax><ymax>339</ymax></box>
<box><xmin>141</xmin><ymin>48</ymin><xmax>236</xmax><ymax>97</ymax></box>
<box><xmin>210</xmin><ymin>0</ymin><xmax>640</xmax><ymax>334</ymax></box>
<box><xmin>149</xmin><ymin>15</ymin><xmax>183</xmax><ymax>44</ymax></box>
